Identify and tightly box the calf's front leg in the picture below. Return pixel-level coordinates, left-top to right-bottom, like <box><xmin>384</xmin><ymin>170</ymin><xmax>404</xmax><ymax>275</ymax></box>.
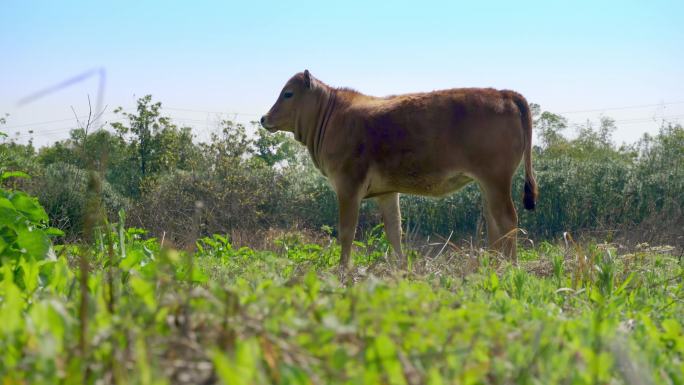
<box><xmin>337</xmin><ymin>191</ymin><xmax>361</xmax><ymax>269</ymax></box>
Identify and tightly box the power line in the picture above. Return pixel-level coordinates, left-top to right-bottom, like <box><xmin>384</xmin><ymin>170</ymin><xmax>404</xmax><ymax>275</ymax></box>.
<box><xmin>6</xmin><ymin>104</ymin><xmax>683</xmax><ymax>140</ymax></box>
<box><xmin>165</xmin><ymin>106</ymin><xmax>261</xmax><ymax>117</ymax></box>
<box><xmin>566</xmin><ymin>114</ymin><xmax>684</xmax><ymax>126</ymax></box>
<box><xmin>7</xmin><ymin>120</ymin><xmax>125</xmax><ymax>138</ymax></box>
<box><xmin>557</xmin><ymin>101</ymin><xmax>684</xmax><ymax>114</ymax></box>
<box><xmin>2</xmin><ymin>112</ymin><xmax>257</xmax><ymax>136</ymax></box>
<box><xmin>7</xmin><ymin>98</ymin><xmax>683</xmax><ymax>132</ymax></box>
<box><xmin>1</xmin><ymin>113</ymin><xmax>116</xmax><ymax>130</ymax></box>
<box><xmin>10</xmin><ymin>114</ymin><xmax>682</xmax><ymax>139</ymax></box>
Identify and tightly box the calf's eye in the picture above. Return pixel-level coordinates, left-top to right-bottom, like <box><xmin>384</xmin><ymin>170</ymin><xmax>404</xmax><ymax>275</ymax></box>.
<box><xmin>283</xmin><ymin>91</ymin><xmax>294</xmax><ymax>99</ymax></box>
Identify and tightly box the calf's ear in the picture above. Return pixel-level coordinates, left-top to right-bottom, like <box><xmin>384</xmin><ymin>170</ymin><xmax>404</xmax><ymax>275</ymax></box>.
<box><xmin>304</xmin><ymin>69</ymin><xmax>312</xmax><ymax>89</ymax></box>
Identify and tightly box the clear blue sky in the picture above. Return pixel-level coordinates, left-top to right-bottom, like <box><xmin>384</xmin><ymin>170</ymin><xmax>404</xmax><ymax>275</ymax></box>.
<box><xmin>1</xmin><ymin>0</ymin><xmax>683</xmax><ymax>147</ymax></box>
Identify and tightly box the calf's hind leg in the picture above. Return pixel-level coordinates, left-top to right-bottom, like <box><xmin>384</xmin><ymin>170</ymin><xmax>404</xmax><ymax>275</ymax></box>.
<box><xmin>481</xmin><ymin>178</ymin><xmax>518</xmax><ymax>261</ymax></box>
<box><xmin>376</xmin><ymin>193</ymin><xmax>406</xmax><ymax>267</ymax></box>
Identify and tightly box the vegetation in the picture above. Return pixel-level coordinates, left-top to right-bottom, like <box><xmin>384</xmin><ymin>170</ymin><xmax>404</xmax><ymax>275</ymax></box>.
<box><xmin>0</xmin><ymin>193</ymin><xmax>682</xmax><ymax>383</ymax></box>
<box><xmin>0</xmin><ymin>172</ymin><xmax>63</xmax><ymax>261</ymax></box>
<box><xmin>2</xmin><ymin>97</ymin><xmax>682</xmax><ymax>249</ymax></box>
<box><xmin>1</xmin><ymin>98</ymin><xmax>682</xmax><ymax>383</ymax></box>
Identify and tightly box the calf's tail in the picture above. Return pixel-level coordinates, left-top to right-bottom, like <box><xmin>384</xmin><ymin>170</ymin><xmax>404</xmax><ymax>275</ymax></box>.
<box><xmin>510</xmin><ymin>92</ymin><xmax>538</xmax><ymax>210</ymax></box>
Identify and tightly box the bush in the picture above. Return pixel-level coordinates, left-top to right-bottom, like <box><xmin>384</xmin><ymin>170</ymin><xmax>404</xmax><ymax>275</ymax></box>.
<box><xmin>20</xmin><ymin>97</ymin><xmax>684</xmax><ymax>248</ymax></box>
<box><xmin>31</xmin><ymin>163</ymin><xmax>129</xmax><ymax>237</ymax></box>
<box><xmin>131</xmin><ymin>159</ymin><xmax>286</xmax><ymax>245</ymax></box>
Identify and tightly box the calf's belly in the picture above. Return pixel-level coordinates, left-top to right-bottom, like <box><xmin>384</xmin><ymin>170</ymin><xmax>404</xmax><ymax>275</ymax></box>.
<box><xmin>400</xmin><ymin>172</ymin><xmax>474</xmax><ymax>197</ymax></box>
<box><xmin>366</xmin><ymin>170</ymin><xmax>474</xmax><ymax>198</ymax></box>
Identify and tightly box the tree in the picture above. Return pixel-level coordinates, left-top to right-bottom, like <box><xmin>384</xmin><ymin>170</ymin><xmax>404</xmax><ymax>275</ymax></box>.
<box><xmin>0</xmin><ymin>114</ymin><xmax>39</xmax><ymax>180</ymax></box>
<box><xmin>202</xmin><ymin>120</ymin><xmax>253</xmax><ymax>164</ymax></box>
<box><xmin>575</xmin><ymin>116</ymin><xmax>616</xmax><ymax>149</ymax></box>
<box><xmin>110</xmin><ymin>95</ymin><xmax>198</xmax><ymax>195</ymax></box>
<box><xmin>535</xmin><ymin>110</ymin><xmax>568</xmax><ymax>149</ymax></box>
<box><xmin>253</xmin><ymin>124</ymin><xmax>298</xmax><ymax>167</ymax></box>
<box><xmin>112</xmin><ymin>95</ymin><xmax>167</xmax><ymax>177</ymax></box>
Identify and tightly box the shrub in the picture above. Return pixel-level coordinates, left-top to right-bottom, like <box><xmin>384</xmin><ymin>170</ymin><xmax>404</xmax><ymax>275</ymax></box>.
<box><xmin>0</xmin><ymin>176</ymin><xmax>62</xmax><ymax>262</ymax></box>
<box><xmin>30</xmin><ymin>163</ymin><xmax>129</xmax><ymax>237</ymax></box>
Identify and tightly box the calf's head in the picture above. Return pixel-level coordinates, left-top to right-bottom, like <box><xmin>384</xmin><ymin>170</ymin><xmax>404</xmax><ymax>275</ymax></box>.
<box><xmin>261</xmin><ymin>70</ymin><xmax>319</xmax><ymax>134</ymax></box>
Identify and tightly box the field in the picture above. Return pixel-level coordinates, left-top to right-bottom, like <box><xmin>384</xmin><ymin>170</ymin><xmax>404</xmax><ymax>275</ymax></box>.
<box><xmin>3</xmin><ymin>1</ymin><xmax>684</xmax><ymax>383</ymax></box>
<box><xmin>1</xmin><ymin>98</ymin><xmax>683</xmax><ymax>384</ymax></box>
<box><xmin>1</xmin><ymin>191</ymin><xmax>682</xmax><ymax>384</ymax></box>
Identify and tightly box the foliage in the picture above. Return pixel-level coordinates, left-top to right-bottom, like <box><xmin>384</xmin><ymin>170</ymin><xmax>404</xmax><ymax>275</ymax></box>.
<box><xmin>253</xmin><ymin>126</ymin><xmax>299</xmax><ymax>167</ymax></box>
<box><xmin>0</xmin><ymin>199</ymin><xmax>682</xmax><ymax>383</ymax></box>
<box><xmin>3</xmin><ymin>93</ymin><xmax>683</xmax><ymax>383</ymax></box>
<box><xmin>14</xmin><ymin>98</ymin><xmax>684</xmax><ymax>247</ymax></box>
<box><xmin>30</xmin><ymin>163</ymin><xmax>129</xmax><ymax>237</ymax></box>
<box><xmin>0</xmin><ymin>177</ymin><xmax>62</xmax><ymax>262</ymax></box>
<box><xmin>626</xmin><ymin>123</ymin><xmax>684</xmax><ymax>222</ymax></box>
<box><xmin>110</xmin><ymin>95</ymin><xmax>200</xmax><ymax>196</ymax></box>
<box><xmin>0</xmin><ymin>138</ymin><xmax>40</xmax><ymax>184</ymax></box>
<box><xmin>37</xmin><ymin>129</ymin><xmax>139</xmax><ymax>197</ymax></box>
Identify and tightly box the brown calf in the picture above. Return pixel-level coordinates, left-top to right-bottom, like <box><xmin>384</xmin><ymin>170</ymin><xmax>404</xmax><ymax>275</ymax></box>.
<box><xmin>261</xmin><ymin>70</ymin><xmax>537</xmax><ymax>268</ymax></box>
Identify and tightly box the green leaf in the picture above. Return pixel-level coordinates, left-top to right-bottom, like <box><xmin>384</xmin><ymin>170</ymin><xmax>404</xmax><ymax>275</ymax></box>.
<box><xmin>1</xmin><ymin>171</ymin><xmax>31</xmax><ymax>180</ymax></box>
<box><xmin>489</xmin><ymin>272</ymin><xmax>499</xmax><ymax>292</ymax></box>
<box><xmin>191</xmin><ymin>267</ymin><xmax>208</xmax><ymax>284</ymax></box>
<box><xmin>374</xmin><ymin>334</ymin><xmax>407</xmax><ymax>385</ymax></box>
<box><xmin>9</xmin><ymin>192</ymin><xmax>49</xmax><ymax>224</ymax></box>
<box><xmin>0</xmin><ymin>225</ymin><xmax>18</xmax><ymax>255</ymax></box>
<box><xmin>135</xmin><ymin>337</ymin><xmax>153</xmax><ymax>385</ymax></box>
<box><xmin>589</xmin><ymin>287</ymin><xmax>604</xmax><ymax>303</ymax></box>
<box><xmin>0</xmin><ymin>264</ymin><xmax>24</xmax><ymax>333</ymax></box>
<box><xmin>28</xmin><ymin>300</ymin><xmax>68</xmax><ymax>355</ymax></box>
<box><xmin>19</xmin><ymin>255</ymin><xmax>42</xmax><ymax>293</ymax></box>
<box><xmin>130</xmin><ymin>275</ymin><xmax>156</xmax><ymax>310</ymax></box>
<box><xmin>613</xmin><ymin>272</ymin><xmax>635</xmax><ymax>296</ymax></box>
<box><xmin>427</xmin><ymin>367</ymin><xmax>444</xmax><ymax>385</ymax></box>
<box><xmin>45</xmin><ymin>227</ymin><xmax>65</xmax><ymax>237</ymax></box>
<box><xmin>662</xmin><ymin>319</ymin><xmax>682</xmax><ymax>339</ymax></box>
<box><xmin>211</xmin><ymin>339</ymin><xmax>263</xmax><ymax>385</ymax></box>
<box><xmin>0</xmin><ymin>200</ymin><xmax>19</xmax><ymax>227</ymax></box>
<box><xmin>15</xmin><ymin>225</ymin><xmax>50</xmax><ymax>259</ymax></box>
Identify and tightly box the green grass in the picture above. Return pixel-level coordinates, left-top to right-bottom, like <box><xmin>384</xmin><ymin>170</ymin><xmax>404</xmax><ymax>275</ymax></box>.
<box><xmin>1</xmin><ymin>221</ymin><xmax>683</xmax><ymax>384</ymax></box>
